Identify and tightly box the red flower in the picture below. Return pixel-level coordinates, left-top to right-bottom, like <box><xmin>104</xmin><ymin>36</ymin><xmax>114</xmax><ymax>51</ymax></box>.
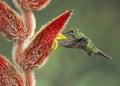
<box><xmin>0</xmin><ymin>0</ymin><xmax>72</xmax><ymax>86</ymax></box>
<box><xmin>0</xmin><ymin>56</ymin><xmax>24</xmax><ymax>86</ymax></box>
<box><xmin>0</xmin><ymin>1</ymin><xmax>28</xmax><ymax>40</ymax></box>
<box><xmin>20</xmin><ymin>10</ymin><xmax>72</xmax><ymax>70</ymax></box>
<box><xmin>14</xmin><ymin>0</ymin><xmax>51</xmax><ymax>10</ymax></box>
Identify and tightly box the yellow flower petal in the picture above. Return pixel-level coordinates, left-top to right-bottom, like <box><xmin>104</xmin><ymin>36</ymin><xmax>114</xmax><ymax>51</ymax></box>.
<box><xmin>51</xmin><ymin>34</ymin><xmax>67</xmax><ymax>51</ymax></box>
<box><xmin>51</xmin><ymin>39</ymin><xmax>58</xmax><ymax>51</ymax></box>
<box><xmin>56</xmin><ymin>33</ymin><xmax>67</xmax><ymax>40</ymax></box>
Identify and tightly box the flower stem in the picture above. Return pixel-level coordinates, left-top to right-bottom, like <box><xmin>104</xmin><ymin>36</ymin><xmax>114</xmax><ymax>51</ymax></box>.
<box><xmin>13</xmin><ymin>39</ymin><xmax>24</xmax><ymax>65</ymax></box>
<box><xmin>22</xmin><ymin>9</ymin><xmax>36</xmax><ymax>40</ymax></box>
<box><xmin>24</xmin><ymin>70</ymin><xmax>35</xmax><ymax>86</ymax></box>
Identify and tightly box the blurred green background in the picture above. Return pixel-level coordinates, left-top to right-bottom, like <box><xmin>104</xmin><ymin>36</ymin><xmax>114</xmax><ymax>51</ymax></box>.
<box><xmin>0</xmin><ymin>0</ymin><xmax>120</xmax><ymax>86</ymax></box>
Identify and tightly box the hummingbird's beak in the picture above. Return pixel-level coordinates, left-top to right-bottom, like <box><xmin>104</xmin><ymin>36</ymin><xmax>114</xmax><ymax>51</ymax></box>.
<box><xmin>94</xmin><ymin>51</ymin><xmax>112</xmax><ymax>60</ymax></box>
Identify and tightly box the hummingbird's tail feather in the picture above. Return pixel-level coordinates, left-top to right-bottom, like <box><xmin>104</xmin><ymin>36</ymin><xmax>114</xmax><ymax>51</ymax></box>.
<box><xmin>94</xmin><ymin>51</ymin><xmax>112</xmax><ymax>60</ymax></box>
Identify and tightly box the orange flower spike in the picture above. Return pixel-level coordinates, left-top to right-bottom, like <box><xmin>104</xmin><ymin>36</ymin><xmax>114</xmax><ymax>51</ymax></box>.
<box><xmin>0</xmin><ymin>1</ymin><xmax>27</xmax><ymax>40</ymax></box>
<box><xmin>21</xmin><ymin>10</ymin><xmax>72</xmax><ymax>70</ymax></box>
<box><xmin>14</xmin><ymin>0</ymin><xmax>51</xmax><ymax>10</ymax></box>
<box><xmin>0</xmin><ymin>56</ymin><xmax>24</xmax><ymax>86</ymax></box>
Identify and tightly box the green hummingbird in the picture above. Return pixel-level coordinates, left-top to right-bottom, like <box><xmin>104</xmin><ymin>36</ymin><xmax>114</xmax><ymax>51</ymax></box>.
<box><xmin>58</xmin><ymin>29</ymin><xmax>112</xmax><ymax>60</ymax></box>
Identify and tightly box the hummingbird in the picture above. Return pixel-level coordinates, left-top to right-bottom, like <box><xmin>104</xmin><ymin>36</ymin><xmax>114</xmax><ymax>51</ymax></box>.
<box><xmin>58</xmin><ymin>29</ymin><xmax>112</xmax><ymax>60</ymax></box>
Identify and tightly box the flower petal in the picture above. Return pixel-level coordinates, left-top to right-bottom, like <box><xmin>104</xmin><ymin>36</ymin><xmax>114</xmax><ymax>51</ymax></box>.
<box><xmin>20</xmin><ymin>10</ymin><xmax>72</xmax><ymax>70</ymax></box>
<box><xmin>51</xmin><ymin>33</ymin><xmax>67</xmax><ymax>51</ymax></box>
<box><xmin>0</xmin><ymin>56</ymin><xmax>24</xmax><ymax>86</ymax></box>
<box><xmin>0</xmin><ymin>1</ymin><xmax>27</xmax><ymax>40</ymax></box>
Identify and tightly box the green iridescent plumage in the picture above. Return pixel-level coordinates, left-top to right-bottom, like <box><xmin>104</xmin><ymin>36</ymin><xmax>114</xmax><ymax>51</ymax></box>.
<box><xmin>59</xmin><ymin>29</ymin><xmax>112</xmax><ymax>60</ymax></box>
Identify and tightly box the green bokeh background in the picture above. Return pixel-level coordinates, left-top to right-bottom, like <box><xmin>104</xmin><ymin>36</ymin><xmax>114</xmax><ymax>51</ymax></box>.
<box><xmin>0</xmin><ymin>0</ymin><xmax>120</xmax><ymax>86</ymax></box>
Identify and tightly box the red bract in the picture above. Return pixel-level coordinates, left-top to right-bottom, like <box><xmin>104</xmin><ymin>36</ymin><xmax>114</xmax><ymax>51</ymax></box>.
<box><xmin>0</xmin><ymin>56</ymin><xmax>24</xmax><ymax>86</ymax></box>
<box><xmin>20</xmin><ymin>10</ymin><xmax>72</xmax><ymax>70</ymax></box>
<box><xmin>14</xmin><ymin>0</ymin><xmax>51</xmax><ymax>10</ymax></box>
<box><xmin>0</xmin><ymin>0</ymin><xmax>73</xmax><ymax>86</ymax></box>
<box><xmin>0</xmin><ymin>1</ymin><xmax>27</xmax><ymax>40</ymax></box>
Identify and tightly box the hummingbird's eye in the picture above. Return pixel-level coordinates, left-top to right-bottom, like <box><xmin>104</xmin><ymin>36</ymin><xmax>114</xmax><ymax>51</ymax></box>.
<box><xmin>68</xmin><ymin>30</ymin><xmax>75</xmax><ymax>35</ymax></box>
<box><xmin>64</xmin><ymin>30</ymin><xmax>77</xmax><ymax>39</ymax></box>
<box><xmin>70</xmin><ymin>30</ymin><xmax>75</xmax><ymax>33</ymax></box>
